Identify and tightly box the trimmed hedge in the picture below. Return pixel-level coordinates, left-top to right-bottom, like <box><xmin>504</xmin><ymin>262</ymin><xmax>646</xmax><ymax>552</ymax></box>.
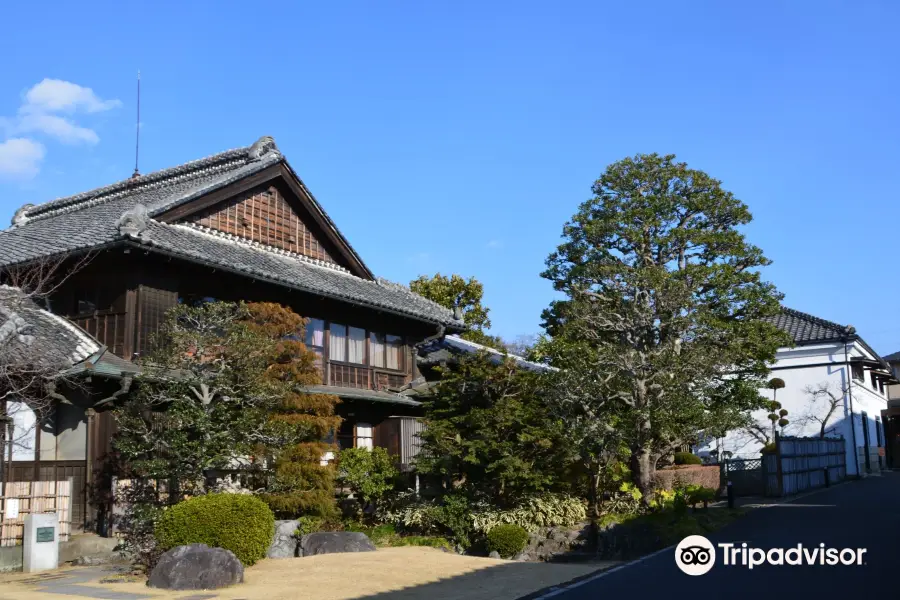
<box><xmin>673</xmin><ymin>452</ymin><xmax>702</xmax><ymax>465</ymax></box>
<box><xmin>155</xmin><ymin>493</ymin><xmax>275</xmax><ymax>566</ymax></box>
<box><xmin>486</xmin><ymin>524</ymin><xmax>529</xmax><ymax>558</ymax></box>
<box><xmin>653</xmin><ymin>465</ymin><xmax>721</xmax><ymax>494</ymax></box>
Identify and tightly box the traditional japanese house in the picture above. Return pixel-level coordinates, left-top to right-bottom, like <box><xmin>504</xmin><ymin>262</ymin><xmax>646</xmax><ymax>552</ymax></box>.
<box><xmin>0</xmin><ymin>136</ymin><xmax>464</xmax><ymax>529</ymax></box>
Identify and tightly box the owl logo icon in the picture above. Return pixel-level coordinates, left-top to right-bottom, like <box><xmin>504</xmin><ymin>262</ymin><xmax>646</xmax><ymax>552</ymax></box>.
<box><xmin>675</xmin><ymin>535</ymin><xmax>716</xmax><ymax>575</ymax></box>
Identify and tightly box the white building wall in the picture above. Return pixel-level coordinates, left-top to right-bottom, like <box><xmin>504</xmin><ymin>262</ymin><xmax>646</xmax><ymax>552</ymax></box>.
<box><xmin>6</xmin><ymin>401</ymin><xmax>87</xmax><ymax>462</ymax></box>
<box><xmin>698</xmin><ymin>340</ymin><xmax>888</xmax><ymax>476</ymax></box>
<box><xmin>8</xmin><ymin>400</ymin><xmax>37</xmax><ymax>461</ymax></box>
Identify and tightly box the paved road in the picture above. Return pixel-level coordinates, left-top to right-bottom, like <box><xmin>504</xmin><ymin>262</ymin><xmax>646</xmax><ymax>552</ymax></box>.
<box><xmin>548</xmin><ymin>473</ymin><xmax>899</xmax><ymax>599</ymax></box>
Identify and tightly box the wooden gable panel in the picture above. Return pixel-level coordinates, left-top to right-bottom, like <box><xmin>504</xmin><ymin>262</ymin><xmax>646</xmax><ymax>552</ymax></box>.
<box><xmin>183</xmin><ymin>185</ymin><xmax>336</xmax><ymax>263</ymax></box>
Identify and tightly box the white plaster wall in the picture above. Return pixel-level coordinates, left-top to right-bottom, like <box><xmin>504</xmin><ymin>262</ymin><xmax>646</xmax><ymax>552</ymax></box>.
<box><xmin>8</xmin><ymin>401</ymin><xmax>36</xmax><ymax>461</ymax></box>
<box><xmin>6</xmin><ymin>402</ymin><xmax>87</xmax><ymax>462</ymax></box>
<box><xmin>697</xmin><ymin>340</ymin><xmax>888</xmax><ymax>476</ymax></box>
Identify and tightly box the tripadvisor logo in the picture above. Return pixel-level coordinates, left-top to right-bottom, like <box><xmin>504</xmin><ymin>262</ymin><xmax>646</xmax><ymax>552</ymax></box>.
<box><xmin>675</xmin><ymin>536</ymin><xmax>867</xmax><ymax>575</ymax></box>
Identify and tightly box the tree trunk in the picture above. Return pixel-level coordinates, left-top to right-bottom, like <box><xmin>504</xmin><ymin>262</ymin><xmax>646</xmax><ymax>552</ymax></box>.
<box><xmin>587</xmin><ymin>462</ymin><xmax>601</xmax><ymax>552</ymax></box>
<box><xmin>631</xmin><ymin>445</ymin><xmax>654</xmax><ymax>506</ymax></box>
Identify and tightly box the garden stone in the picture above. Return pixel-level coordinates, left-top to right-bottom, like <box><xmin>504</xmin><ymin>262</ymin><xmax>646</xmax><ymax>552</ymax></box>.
<box><xmin>488</xmin><ymin>551</ymin><xmax>501</xmax><ymax>559</ymax></box>
<box><xmin>299</xmin><ymin>532</ymin><xmax>376</xmax><ymax>557</ymax></box>
<box><xmin>148</xmin><ymin>544</ymin><xmax>243</xmax><ymax>590</ymax></box>
<box><xmin>267</xmin><ymin>520</ymin><xmax>300</xmax><ymax>559</ymax></box>
<box><xmin>512</xmin><ymin>551</ymin><xmax>533</xmax><ymax>562</ymax></box>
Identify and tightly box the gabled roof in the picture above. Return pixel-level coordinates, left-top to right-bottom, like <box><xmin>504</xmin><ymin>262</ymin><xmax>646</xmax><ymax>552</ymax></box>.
<box><xmin>883</xmin><ymin>350</ymin><xmax>900</xmax><ymax>363</ymax></box>
<box><xmin>764</xmin><ymin>307</ymin><xmax>854</xmax><ymax>346</ymax></box>
<box><xmin>767</xmin><ymin>306</ymin><xmax>887</xmax><ymax>369</ymax></box>
<box><xmin>0</xmin><ymin>136</ymin><xmax>464</xmax><ymax>330</ymax></box>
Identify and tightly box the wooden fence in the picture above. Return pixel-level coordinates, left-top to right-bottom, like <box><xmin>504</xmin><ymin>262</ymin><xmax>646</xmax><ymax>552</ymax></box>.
<box><xmin>721</xmin><ymin>458</ymin><xmax>765</xmax><ymax>496</ymax></box>
<box><xmin>0</xmin><ymin>479</ymin><xmax>73</xmax><ymax>546</ymax></box>
<box><xmin>763</xmin><ymin>435</ymin><xmax>846</xmax><ymax>496</ymax></box>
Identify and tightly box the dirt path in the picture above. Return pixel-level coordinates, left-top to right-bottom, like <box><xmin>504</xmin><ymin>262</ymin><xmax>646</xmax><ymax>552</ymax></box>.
<box><xmin>0</xmin><ymin>547</ymin><xmax>614</xmax><ymax>600</ymax></box>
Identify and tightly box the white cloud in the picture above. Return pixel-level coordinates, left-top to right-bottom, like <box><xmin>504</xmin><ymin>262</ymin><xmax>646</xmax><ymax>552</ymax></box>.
<box><xmin>21</xmin><ymin>79</ymin><xmax>122</xmax><ymax>115</ymax></box>
<box><xmin>16</xmin><ymin>114</ymin><xmax>99</xmax><ymax>145</ymax></box>
<box><xmin>487</xmin><ymin>240</ymin><xmax>503</xmax><ymax>249</ymax></box>
<box><xmin>0</xmin><ymin>138</ymin><xmax>46</xmax><ymax>180</ymax></box>
<box><xmin>0</xmin><ymin>79</ymin><xmax>119</xmax><ymax>178</ymax></box>
<box><xmin>1</xmin><ymin>79</ymin><xmax>120</xmax><ymax>147</ymax></box>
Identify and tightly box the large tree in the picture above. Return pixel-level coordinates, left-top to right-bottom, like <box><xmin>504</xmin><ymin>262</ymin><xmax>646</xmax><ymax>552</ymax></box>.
<box><xmin>542</xmin><ymin>153</ymin><xmax>789</xmax><ymax>501</ymax></box>
<box><xmin>243</xmin><ymin>302</ymin><xmax>341</xmax><ymax>518</ymax></box>
<box><xmin>410</xmin><ymin>273</ymin><xmax>505</xmax><ymax>349</ymax></box>
<box><xmin>113</xmin><ymin>302</ymin><xmax>280</xmax><ymax>498</ymax></box>
<box><xmin>415</xmin><ymin>352</ymin><xmax>568</xmax><ymax>506</ymax></box>
<box><xmin>113</xmin><ymin>301</ymin><xmax>339</xmax><ymax>517</ymax></box>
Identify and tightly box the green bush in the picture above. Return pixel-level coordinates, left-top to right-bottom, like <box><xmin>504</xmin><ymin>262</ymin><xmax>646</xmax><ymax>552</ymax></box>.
<box><xmin>154</xmin><ymin>493</ymin><xmax>275</xmax><ymax>566</ymax></box>
<box><xmin>486</xmin><ymin>524</ymin><xmax>529</xmax><ymax>558</ymax></box>
<box><xmin>337</xmin><ymin>447</ymin><xmax>399</xmax><ymax>514</ymax></box>
<box><xmin>684</xmin><ymin>485</ymin><xmax>716</xmax><ymax>508</ymax></box>
<box><xmin>760</xmin><ymin>442</ymin><xmax>776</xmax><ymax>454</ymax></box>
<box><xmin>433</xmin><ymin>494</ymin><xmax>474</xmax><ymax>549</ymax></box>
<box><xmin>673</xmin><ymin>452</ymin><xmax>702</xmax><ymax>465</ymax></box>
<box><xmin>472</xmin><ymin>494</ymin><xmax>587</xmax><ymax>533</ymax></box>
<box><xmin>296</xmin><ymin>515</ymin><xmax>325</xmax><ymax>537</ymax></box>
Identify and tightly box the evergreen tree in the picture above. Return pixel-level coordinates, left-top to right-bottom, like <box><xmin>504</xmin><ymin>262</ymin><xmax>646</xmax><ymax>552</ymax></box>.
<box><xmin>410</xmin><ymin>273</ymin><xmax>505</xmax><ymax>350</ymax></box>
<box><xmin>242</xmin><ymin>303</ymin><xmax>341</xmax><ymax>518</ymax></box>
<box><xmin>415</xmin><ymin>353</ymin><xmax>567</xmax><ymax>506</ymax></box>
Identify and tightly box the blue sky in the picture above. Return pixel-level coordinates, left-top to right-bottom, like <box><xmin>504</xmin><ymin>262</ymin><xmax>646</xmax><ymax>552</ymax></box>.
<box><xmin>1</xmin><ymin>2</ymin><xmax>899</xmax><ymax>352</ymax></box>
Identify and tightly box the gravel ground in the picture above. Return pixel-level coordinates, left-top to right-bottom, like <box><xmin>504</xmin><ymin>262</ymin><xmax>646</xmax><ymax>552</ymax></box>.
<box><xmin>0</xmin><ymin>547</ymin><xmax>612</xmax><ymax>600</ymax></box>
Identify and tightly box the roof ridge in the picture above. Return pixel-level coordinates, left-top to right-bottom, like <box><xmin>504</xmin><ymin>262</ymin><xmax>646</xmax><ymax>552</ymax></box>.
<box><xmin>17</xmin><ymin>142</ymin><xmax>260</xmax><ymax>222</ymax></box>
<box><xmin>780</xmin><ymin>306</ymin><xmax>852</xmax><ymax>334</ymax></box>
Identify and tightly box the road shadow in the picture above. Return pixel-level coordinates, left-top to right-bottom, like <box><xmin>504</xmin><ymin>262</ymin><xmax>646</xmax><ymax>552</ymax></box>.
<box><xmin>349</xmin><ymin>559</ymin><xmax>609</xmax><ymax>600</ymax></box>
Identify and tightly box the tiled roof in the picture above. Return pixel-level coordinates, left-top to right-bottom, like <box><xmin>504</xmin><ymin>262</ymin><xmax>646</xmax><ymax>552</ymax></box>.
<box><xmin>303</xmin><ymin>385</ymin><xmax>422</xmax><ymax>407</ymax></box>
<box><xmin>883</xmin><ymin>350</ymin><xmax>900</xmax><ymax>363</ymax></box>
<box><xmin>418</xmin><ymin>334</ymin><xmax>555</xmax><ymax>372</ymax></box>
<box><xmin>0</xmin><ymin>285</ymin><xmax>100</xmax><ymax>369</ymax></box>
<box><xmin>764</xmin><ymin>307</ymin><xmax>854</xmax><ymax>345</ymax></box>
<box><xmin>768</xmin><ymin>307</ymin><xmax>888</xmax><ymax>370</ymax></box>
<box><xmin>0</xmin><ymin>136</ymin><xmax>464</xmax><ymax>329</ymax></box>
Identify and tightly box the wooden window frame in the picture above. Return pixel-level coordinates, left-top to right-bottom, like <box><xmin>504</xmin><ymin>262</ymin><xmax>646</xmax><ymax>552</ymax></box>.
<box><xmin>312</xmin><ymin>319</ymin><xmax>406</xmax><ymax>374</ymax></box>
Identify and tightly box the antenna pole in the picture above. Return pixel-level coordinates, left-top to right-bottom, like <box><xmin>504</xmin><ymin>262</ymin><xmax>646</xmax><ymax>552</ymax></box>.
<box><xmin>133</xmin><ymin>70</ymin><xmax>141</xmax><ymax>178</ymax></box>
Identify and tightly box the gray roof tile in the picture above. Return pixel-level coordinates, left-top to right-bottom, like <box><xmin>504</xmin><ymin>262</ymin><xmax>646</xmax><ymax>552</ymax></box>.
<box><xmin>0</xmin><ymin>136</ymin><xmax>464</xmax><ymax>329</ymax></box>
<box><xmin>764</xmin><ymin>307</ymin><xmax>853</xmax><ymax>345</ymax></box>
<box><xmin>0</xmin><ymin>285</ymin><xmax>100</xmax><ymax>369</ymax></box>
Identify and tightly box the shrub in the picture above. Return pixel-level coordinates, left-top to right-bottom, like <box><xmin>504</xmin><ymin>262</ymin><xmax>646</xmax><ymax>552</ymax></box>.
<box><xmin>652</xmin><ymin>465</ymin><xmax>720</xmax><ymax>492</ymax></box>
<box><xmin>433</xmin><ymin>494</ymin><xmax>474</xmax><ymax>549</ymax></box>
<box><xmin>472</xmin><ymin>494</ymin><xmax>587</xmax><ymax>533</ymax></box>
<box><xmin>761</xmin><ymin>442</ymin><xmax>776</xmax><ymax>454</ymax></box>
<box><xmin>296</xmin><ymin>515</ymin><xmax>325</xmax><ymax>537</ymax></box>
<box><xmin>337</xmin><ymin>447</ymin><xmax>399</xmax><ymax>514</ymax></box>
<box><xmin>486</xmin><ymin>524</ymin><xmax>529</xmax><ymax>558</ymax></box>
<box><xmin>154</xmin><ymin>493</ymin><xmax>275</xmax><ymax>566</ymax></box>
<box><xmin>685</xmin><ymin>485</ymin><xmax>716</xmax><ymax>508</ymax></box>
<box><xmin>673</xmin><ymin>452</ymin><xmax>702</xmax><ymax>465</ymax></box>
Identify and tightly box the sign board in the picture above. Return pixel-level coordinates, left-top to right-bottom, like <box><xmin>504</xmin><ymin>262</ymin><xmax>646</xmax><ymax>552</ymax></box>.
<box><xmin>36</xmin><ymin>527</ymin><xmax>54</xmax><ymax>543</ymax></box>
<box><xmin>878</xmin><ymin>447</ymin><xmax>886</xmax><ymax>457</ymax></box>
<box><xmin>4</xmin><ymin>498</ymin><xmax>19</xmax><ymax>520</ymax></box>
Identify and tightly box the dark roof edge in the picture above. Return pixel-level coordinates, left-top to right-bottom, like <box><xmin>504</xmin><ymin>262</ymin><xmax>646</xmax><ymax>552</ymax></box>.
<box><xmin>279</xmin><ymin>160</ymin><xmax>374</xmax><ymax>280</ymax></box>
<box><xmin>123</xmin><ymin>238</ymin><xmax>465</xmax><ymax>330</ymax></box>
<box><xmin>789</xmin><ymin>332</ymin><xmax>887</xmax><ymax>371</ymax></box>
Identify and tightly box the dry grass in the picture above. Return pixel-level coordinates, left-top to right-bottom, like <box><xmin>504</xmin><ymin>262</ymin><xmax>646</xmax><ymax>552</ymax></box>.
<box><xmin>0</xmin><ymin>547</ymin><xmax>611</xmax><ymax>600</ymax></box>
